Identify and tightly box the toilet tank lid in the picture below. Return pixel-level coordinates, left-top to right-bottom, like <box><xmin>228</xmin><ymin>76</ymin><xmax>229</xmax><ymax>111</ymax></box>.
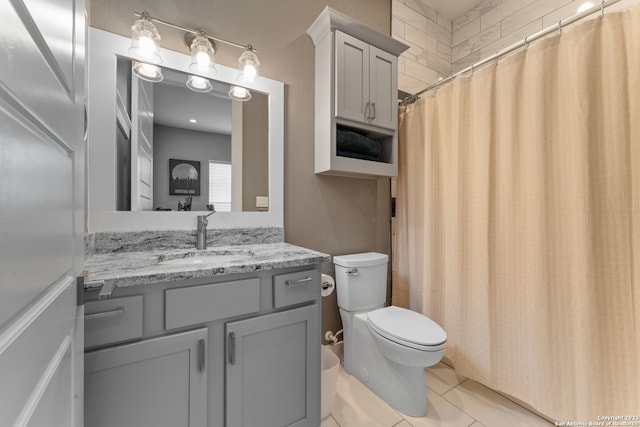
<box><xmin>333</xmin><ymin>252</ymin><xmax>389</xmax><ymax>267</ymax></box>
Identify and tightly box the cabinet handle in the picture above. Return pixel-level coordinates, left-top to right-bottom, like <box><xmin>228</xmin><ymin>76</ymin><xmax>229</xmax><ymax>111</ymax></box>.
<box><xmin>364</xmin><ymin>101</ymin><xmax>371</xmax><ymax>120</ymax></box>
<box><xmin>198</xmin><ymin>339</ymin><xmax>206</xmax><ymax>373</ymax></box>
<box><xmin>371</xmin><ymin>102</ymin><xmax>376</xmax><ymax>120</ymax></box>
<box><xmin>228</xmin><ymin>332</ymin><xmax>236</xmax><ymax>365</ymax></box>
<box><xmin>84</xmin><ymin>307</ymin><xmax>125</xmax><ymax>320</ymax></box>
<box><xmin>285</xmin><ymin>277</ymin><xmax>313</xmax><ymax>287</ymax></box>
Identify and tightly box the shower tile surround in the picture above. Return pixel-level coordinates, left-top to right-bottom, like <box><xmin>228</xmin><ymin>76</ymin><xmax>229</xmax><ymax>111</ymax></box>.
<box><xmin>393</xmin><ymin>0</ymin><xmax>640</xmax><ymax>93</ymax></box>
<box><xmin>84</xmin><ymin>228</ymin><xmax>330</xmax><ymax>287</ymax></box>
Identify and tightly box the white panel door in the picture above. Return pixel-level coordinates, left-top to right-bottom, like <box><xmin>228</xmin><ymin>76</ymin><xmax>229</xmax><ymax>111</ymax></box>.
<box><xmin>131</xmin><ymin>75</ymin><xmax>154</xmax><ymax>211</ymax></box>
<box><xmin>0</xmin><ymin>0</ymin><xmax>85</xmax><ymax>425</ymax></box>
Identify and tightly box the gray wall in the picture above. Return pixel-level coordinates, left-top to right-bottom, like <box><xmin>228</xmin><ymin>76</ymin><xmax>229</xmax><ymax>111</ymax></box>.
<box><xmin>242</xmin><ymin>92</ymin><xmax>269</xmax><ymax>211</ymax></box>
<box><xmin>90</xmin><ymin>0</ymin><xmax>392</xmax><ymax>344</ymax></box>
<box><xmin>153</xmin><ymin>125</ymin><xmax>231</xmax><ymax>211</ymax></box>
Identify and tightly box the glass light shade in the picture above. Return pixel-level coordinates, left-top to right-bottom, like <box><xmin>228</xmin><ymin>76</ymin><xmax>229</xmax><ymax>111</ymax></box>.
<box><xmin>129</xmin><ymin>18</ymin><xmax>162</xmax><ymax>63</ymax></box>
<box><xmin>186</xmin><ymin>75</ymin><xmax>212</xmax><ymax>93</ymax></box>
<box><xmin>189</xmin><ymin>35</ymin><xmax>217</xmax><ymax>75</ymax></box>
<box><xmin>228</xmin><ymin>85</ymin><xmax>252</xmax><ymax>101</ymax></box>
<box><xmin>132</xmin><ymin>61</ymin><xmax>163</xmax><ymax>82</ymax></box>
<box><xmin>237</xmin><ymin>48</ymin><xmax>260</xmax><ymax>83</ymax></box>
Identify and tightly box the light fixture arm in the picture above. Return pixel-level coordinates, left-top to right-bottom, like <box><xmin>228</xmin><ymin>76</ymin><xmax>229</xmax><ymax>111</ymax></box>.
<box><xmin>134</xmin><ymin>11</ymin><xmax>257</xmax><ymax>52</ymax></box>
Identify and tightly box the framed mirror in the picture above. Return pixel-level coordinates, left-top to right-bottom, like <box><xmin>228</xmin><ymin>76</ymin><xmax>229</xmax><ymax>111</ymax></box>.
<box><xmin>87</xmin><ymin>28</ymin><xmax>284</xmax><ymax>231</ymax></box>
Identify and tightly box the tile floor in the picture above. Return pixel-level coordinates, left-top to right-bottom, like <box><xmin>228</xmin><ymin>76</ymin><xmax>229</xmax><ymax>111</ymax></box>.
<box><xmin>323</xmin><ymin>362</ymin><xmax>553</xmax><ymax>427</ymax></box>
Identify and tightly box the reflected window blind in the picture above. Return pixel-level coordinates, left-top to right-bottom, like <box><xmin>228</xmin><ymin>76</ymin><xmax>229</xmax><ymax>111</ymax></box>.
<box><xmin>208</xmin><ymin>161</ymin><xmax>231</xmax><ymax>212</ymax></box>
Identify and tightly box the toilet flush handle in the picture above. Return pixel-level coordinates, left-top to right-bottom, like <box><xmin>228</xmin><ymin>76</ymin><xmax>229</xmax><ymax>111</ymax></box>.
<box><xmin>346</xmin><ymin>268</ymin><xmax>358</xmax><ymax>276</ymax></box>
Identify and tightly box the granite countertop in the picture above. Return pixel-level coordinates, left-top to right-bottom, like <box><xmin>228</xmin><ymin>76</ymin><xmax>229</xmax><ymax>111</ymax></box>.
<box><xmin>85</xmin><ymin>242</ymin><xmax>331</xmax><ymax>288</ymax></box>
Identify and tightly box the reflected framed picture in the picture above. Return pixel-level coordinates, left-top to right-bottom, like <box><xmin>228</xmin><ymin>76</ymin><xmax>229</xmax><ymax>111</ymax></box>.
<box><xmin>169</xmin><ymin>159</ymin><xmax>200</xmax><ymax>196</ymax></box>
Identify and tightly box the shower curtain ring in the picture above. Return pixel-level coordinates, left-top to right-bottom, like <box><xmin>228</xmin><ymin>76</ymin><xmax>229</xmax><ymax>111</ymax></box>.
<box><xmin>524</xmin><ymin>35</ymin><xmax>530</xmax><ymax>50</ymax></box>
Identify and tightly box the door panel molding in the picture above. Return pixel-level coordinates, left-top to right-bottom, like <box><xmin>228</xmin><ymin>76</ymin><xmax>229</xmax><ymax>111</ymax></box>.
<box><xmin>8</xmin><ymin>0</ymin><xmax>75</xmax><ymax>98</ymax></box>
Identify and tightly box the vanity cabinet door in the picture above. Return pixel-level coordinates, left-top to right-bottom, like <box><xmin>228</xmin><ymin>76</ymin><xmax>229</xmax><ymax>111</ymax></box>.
<box><xmin>84</xmin><ymin>328</ymin><xmax>207</xmax><ymax>427</ymax></box>
<box><xmin>226</xmin><ymin>304</ymin><xmax>320</xmax><ymax>427</ymax></box>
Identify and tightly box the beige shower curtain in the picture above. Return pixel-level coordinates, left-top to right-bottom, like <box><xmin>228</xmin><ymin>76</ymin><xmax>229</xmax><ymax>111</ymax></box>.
<box><xmin>393</xmin><ymin>5</ymin><xmax>640</xmax><ymax>422</ymax></box>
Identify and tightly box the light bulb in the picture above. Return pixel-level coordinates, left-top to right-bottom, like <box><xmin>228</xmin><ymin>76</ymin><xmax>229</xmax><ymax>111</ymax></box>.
<box><xmin>242</xmin><ymin>64</ymin><xmax>257</xmax><ymax>81</ymax></box>
<box><xmin>138</xmin><ymin>33</ymin><xmax>156</xmax><ymax>58</ymax></box>
<box><xmin>196</xmin><ymin>51</ymin><xmax>211</xmax><ymax>68</ymax></box>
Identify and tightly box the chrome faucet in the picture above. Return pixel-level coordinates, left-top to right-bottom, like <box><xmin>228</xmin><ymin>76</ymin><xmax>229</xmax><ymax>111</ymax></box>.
<box><xmin>196</xmin><ymin>208</ymin><xmax>216</xmax><ymax>250</ymax></box>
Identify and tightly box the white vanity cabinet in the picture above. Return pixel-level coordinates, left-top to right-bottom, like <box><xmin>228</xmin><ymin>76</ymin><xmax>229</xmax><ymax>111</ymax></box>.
<box><xmin>83</xmin><ymin>265</ymin><xmax>321</xmax><ymax>427</ymax></box>
<box><xmin>307</xmin><ymin>7</ymin><xmax>408</xmax><ymax>178</ymax></box>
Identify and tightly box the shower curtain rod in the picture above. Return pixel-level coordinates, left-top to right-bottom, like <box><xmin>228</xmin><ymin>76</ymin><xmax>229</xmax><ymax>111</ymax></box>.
<box><xmin>400</xmin><ymin>0</ymin><xmax>622</xmax><ymax>106</ymax></box>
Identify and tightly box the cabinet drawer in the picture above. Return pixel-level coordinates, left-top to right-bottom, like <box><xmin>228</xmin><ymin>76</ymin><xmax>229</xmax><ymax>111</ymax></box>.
<box><xmin>165</xmin><ymin>278</ymin><xmax>260</xmax><ymax>330</ymax></box>
<box><xmin>273</xmin><ymin>270</ymin><xmax>319</xmax><ymax>309</ymax></box>
<box><xmin>85</xmin><ymin>296</ymin><xmax>143</xmax><ymax>349</ymax></box>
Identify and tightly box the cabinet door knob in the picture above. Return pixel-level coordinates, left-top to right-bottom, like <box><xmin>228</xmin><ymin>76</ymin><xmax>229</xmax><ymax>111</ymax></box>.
<box><xmin>228</xmin><ymin>332</ymin><xmax>236</xmax><ymax>365</ymax></box>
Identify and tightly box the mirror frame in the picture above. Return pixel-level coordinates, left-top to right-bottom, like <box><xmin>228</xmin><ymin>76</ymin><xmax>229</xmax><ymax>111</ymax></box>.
<box><xmin>87</xmin><ymin>28</ymin><xmax>284</xmax><ymax>231</ymax></box>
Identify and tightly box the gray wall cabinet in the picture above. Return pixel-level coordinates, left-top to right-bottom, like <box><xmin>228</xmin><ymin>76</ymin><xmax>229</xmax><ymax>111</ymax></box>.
<box><xmin>84</xmin><ymin>265</ymin><xmax>321</xmax><ymax>427</ymax></box>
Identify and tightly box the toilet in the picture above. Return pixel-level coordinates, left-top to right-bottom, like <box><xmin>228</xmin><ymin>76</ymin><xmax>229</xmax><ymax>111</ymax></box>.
<box><xmin>334</xmin><ymin>252</ymin><xmax>447</xmax><ymax>417</ymax></box>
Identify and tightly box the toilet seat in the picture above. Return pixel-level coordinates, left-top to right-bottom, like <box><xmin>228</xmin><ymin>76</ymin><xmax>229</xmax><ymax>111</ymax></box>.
<box><xmin>367</xmin><ymin>306</ymin><xmax>446</xmax><ymax>352</ymax></box>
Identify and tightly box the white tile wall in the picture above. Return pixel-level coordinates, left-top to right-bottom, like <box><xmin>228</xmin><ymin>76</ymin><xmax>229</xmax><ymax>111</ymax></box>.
<box><xmin>452</xmin><ymin>0</ymin><xmax>640</xmax><ymax>73</ymax></box>
<box><xmin>394</xmin><ymin>0</ymin><xmax>640</xmax><ymax>95</ymax></box>
<box><xmin>392</xmin><ymin>0</ymin><xmax>452</xmax><ymax>94</ymax></box>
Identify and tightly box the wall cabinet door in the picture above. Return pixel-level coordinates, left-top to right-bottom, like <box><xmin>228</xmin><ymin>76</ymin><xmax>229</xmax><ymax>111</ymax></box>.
<box><xmin>226</xmin><ymin>304</ymin><xmax>320</xmax><ymax>427</ymax></box>
<box><xmin>369</xmin><ymin>46</ymin><xmax>398</xmax><ymax>130</ymax></box>
<box><xmin>335</xmin><ymin>30</ymin><xmax>370</xmax><ymax>124</ymax></box>
<box><xmin>84</xmin><ymin>328</ymin><xmax>208</xmax><ymax>427</ymax></box>
<box><xmin>335</xmin><ymin>30</ymin><xmax>397</xmax><ymax>131</ymax></box>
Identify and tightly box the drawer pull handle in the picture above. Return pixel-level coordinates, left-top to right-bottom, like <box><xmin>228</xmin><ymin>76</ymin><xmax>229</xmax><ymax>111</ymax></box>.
<box><xmin>84</xmin><ymin>307</ymin><xmax>125</xmax><ymax>321</ymax></box>
<box><xmin>285</xmin><ymin>277</ymin><xmax>313</xmax><ymax>287</ymax></box>
<box><xmin>228</xmin><ymin>332</ymin><xmax>236</xmax><ymax>365</ymax></box>
<box><xmin>198</xmin><ymin>339</ymin><xmax>206</xmax><ymax>373</ymax></box>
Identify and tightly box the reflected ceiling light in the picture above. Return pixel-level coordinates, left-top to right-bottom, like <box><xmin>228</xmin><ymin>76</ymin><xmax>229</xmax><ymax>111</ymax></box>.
<box><xmin>189</xmin><ymin>119</ymin><xmax>197</xmax><ymax>123</ymax></box>
<box><xmin>228</xmin><ymin>85</ymin><xmax>252</xmax><ymax>101</ymax></box>
<box><xmin>577</xmin><ymin>2</ymin><xmax>594</xmax><ymax>13</ymax></box>
<box><xmin>129</xmin><ymin>12</ymin><xmax>162</xmax><ymax>63</ymax></box>
<box><xmin>188</xmin><ymin>32</ymin><xmax>217</xmax><ymax>75</ymax></box>
<box><xmin>237</xmin><ymin>46</ymin><xmax>260</xmax><ymax>84</ymax></box>
<box><xmin>186</xmin><ymin>75</ymin><xmax>213</xmax><ymax>93</ymax></box>
<box><xmin>132</xmin><ymin>11</ymin><xmax>261</xmax><ymax>85</ymax></box>
<box><xmin>132</xmin><ymin>61</ymin><xmax>163</xmax><ymax>82</ymax></box>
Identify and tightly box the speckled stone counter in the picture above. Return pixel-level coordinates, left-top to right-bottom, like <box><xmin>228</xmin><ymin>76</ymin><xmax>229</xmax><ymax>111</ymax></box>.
<box><xmin>85</xmin><ymin>241</ymin><xmax>331</xmax><ymax>288</ymax></box>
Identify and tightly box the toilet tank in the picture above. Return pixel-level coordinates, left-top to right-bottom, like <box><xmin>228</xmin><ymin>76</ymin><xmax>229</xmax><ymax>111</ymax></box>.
<box><xmin>334</xmin><ymin>252</ymin><xmax>389</xmax><ymax>311</ymax></box>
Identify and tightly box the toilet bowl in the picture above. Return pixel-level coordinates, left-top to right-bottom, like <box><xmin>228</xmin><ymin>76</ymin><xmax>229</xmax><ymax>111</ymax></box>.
<box><xmin>334</xmin><ymin>253</ymin><xmax>447</xmax><ymax>417</ymax></box>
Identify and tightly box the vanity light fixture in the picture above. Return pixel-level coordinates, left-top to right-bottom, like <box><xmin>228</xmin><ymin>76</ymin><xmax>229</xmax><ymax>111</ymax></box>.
<box><xmin>130</xmin><ymin>11</ymin><xmax>260</xmax><ymax>92</ymax></box>
<box><xmin>186</xmin><ymin>75</ymin><xmax>213</xmax><ymax>93</ymax></box>
<box><xmin>129</xmin><ymin>12</ymin><xmax>162</xmax><ymax>63</ymax></box>
<box><xmin>228</xmin><ymin>85</ymin><xmax>252</xmax><ymax>101</ymax></box>
<box><xmin>188</xmin><ymin>32</ymin><xmax>217</xmax><ymax>75</ymax></box>
<box><xmin>237</xmin><ymin>46</ymin><xmax>260</xmax><ymax>84</ymax></box>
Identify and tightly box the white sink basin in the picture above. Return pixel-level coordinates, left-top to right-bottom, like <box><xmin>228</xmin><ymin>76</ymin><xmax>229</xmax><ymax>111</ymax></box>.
<box><xmin>158</xmin><ymin>249</ymin><xmax>255</xmax><ymax>266</ymax></box>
